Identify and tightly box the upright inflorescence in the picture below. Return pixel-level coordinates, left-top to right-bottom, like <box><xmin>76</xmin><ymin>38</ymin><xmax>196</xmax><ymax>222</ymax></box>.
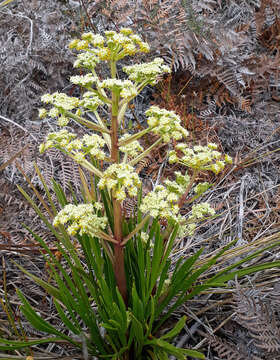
<box><xmin>38</xmin><ymin>28</ymin><xmax>232</xmax><ymax>244</ymax></box>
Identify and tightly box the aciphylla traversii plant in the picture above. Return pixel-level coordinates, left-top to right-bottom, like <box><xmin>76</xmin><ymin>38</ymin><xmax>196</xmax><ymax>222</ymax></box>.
<box><xmin>7</xmin><ymin>29</ymin><xmax>273</xmax><ymax>360</ymax></box>
<box><xmin>38</xmin><ymin>29</ymin><xmax>231</xmax><ymax>304</ymax></box>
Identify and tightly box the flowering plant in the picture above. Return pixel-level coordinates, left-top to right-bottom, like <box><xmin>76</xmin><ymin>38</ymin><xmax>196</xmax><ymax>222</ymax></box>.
<box><xmin>2</xmin><ymin>29</ymin><xmax>280</xmax><ymax>359</ymax></box>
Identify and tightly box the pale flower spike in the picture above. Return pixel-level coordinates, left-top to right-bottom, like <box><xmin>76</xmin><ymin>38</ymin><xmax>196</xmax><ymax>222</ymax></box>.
<box><xmin>39</xmin><ymin>29</ymin><xmax>232</xmax><ymax>243</ymax></box>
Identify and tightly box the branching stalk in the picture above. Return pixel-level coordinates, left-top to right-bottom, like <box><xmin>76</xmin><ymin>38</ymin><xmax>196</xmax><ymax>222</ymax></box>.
<box><xmin>178</xmin><ymin>171</ymin><xmax>198</xmax><ymax>208</ymax></box>
<box><xmin>118</xmin><ymin>126</ymin><xmax>155</xmax><ymax>146</ymax></box>
<box><xmin>64</xmin><ymin>110</ymin><xmax>111</xmax><ymax>134</ymax></box>
<box><xmin>121</xmin><ymin>214</ymin><xmax>150</xmax><ymax>246</ymax></box>
<box><xmin>129</xmin><ymin>137</ymin><xmax>162</xmax><ymax>166</ymax></box>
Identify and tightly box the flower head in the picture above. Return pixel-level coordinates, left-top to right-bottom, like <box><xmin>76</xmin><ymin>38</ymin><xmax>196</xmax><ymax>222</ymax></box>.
<box><xmin>70</xmin><ymin>74</ymin><xmax>98</xmax><ymax>87</ymax></box>
<box><xmin>169</xmin><ymin>143</ymin><xmax>228</xmax><ymax>174</ymax></box>
<box><xmin>140</xmin><ymin>185</ymin><xmax>180</xmax><ymax>220</ymax></box>
<box><xmin>38</xmin><ymin>108</ymin><xmax>47</xmax><ymax>119</ymax></box>
<box><xmin>69</xmin><ymin>29</ymin><xmax>150</xmax><ymax>62</ymax></box>
<box><xmin>123</xmin><ymin>58</ymin><xmax>171</xmax><ymax>85</ymax></box>
<box><xmin>41</xmin><ymin>92</ymin><xmax>80</xmax><ymax>113</ymax></box>
<box><xmin>53</xmin><ymin>203</ymin><xmax>107</xmax><ymax>237</ymax></box>
<box><xmin>146</xmin><ymin>106</ymin><xmax>189</xmax><ymax>142</ymax></box>
<box><xmin>73</xmin><ymin>52</ymin><xmax>100</xmax><ymax>70</ymax></box>
<box><xmin>185</xmin><ymin>203</ymin><xmax>215</xmax><ymax>235</ymax></box>
<box><xmin>119</xmin><ymin>134</ymin><xmax>143</xmax><ymax>158</ymax></box>
<box><xmin>98</xmin><ymin>163</ymin><xmax>141</xmax><ymax>201</ymax></box>
<box><xmin>99</xmin><ymin>79</ymin><xmax>138</xmax><ymax>99</ymax></box>
<box><xmin>39</xmin><ymin>130</ymin><xmax>106</xmax><ymax>162</ymax></box>
<box><xmin>80</xmin><ymin>91</ymin><xmax>104</xmax><ymax>111</ymax></box>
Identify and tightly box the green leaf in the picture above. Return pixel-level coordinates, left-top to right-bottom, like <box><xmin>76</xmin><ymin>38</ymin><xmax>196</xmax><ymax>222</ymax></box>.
<box><xmin>17</xmin><ymin>290</ymin><xmax>77</xmax><ymax>345</ymax></box>
<box><xmin>208</xmin><ymin>261</ymin><xmax>280</xmax><ymax>285</ymax></box>
<box><xmin>130</xmin><ymin>313</ymin><xmax>145</xmax><ymax>347</ymax></box>
<box><xmin>146</xmin><ymin>296</ymin><xmax>155</xmax><ymax>338</ymax></box>
<box><xmin>116</xmin><ymin>288</ymin><xmax>128</xmax><ymax>329</ymax></box>
<box><xmin>34</xmin><ymin>162</ymin><xmax>57</xmax><ymax>216</ymax></box>
<box><xmin>13</xmin><ymin>261</ymin><xmax>62</xmax><ymax>300</ymax></box>
<box><xmin>132</xmin><ymin>285</ymin><xmax>145</xmax><ymax>322</ymax></box>
<box><xmin>52</xmin><ymin>179</ymin><xmax>68</xmax><ymax>207</ymax></box>
<box><xmin>146</xmin><ymin>339</ymin><xmax>205</xmax><ymax>359</ymax></box>
<box><xmin>155</xmin><ymin>249</ymin><xmax>203</xmax><ymax>319</ymax></box>
<box><xmin>54</xmin><ymin>299</ymin><xmax>81</xmax><ymax>335</ymax></box>
<box><xmin>0</xmin><ymin>337</ymin><xmax>62</xmax><ymax>351</ymax></box>
<box><xmin>18</xmin><ymin>186</ymin><xmax>82</xmax><ymax>267</ymax></box>
<box><xmin>206</xmin><ymin>240</ymin><xmax>280</xmax><ymax>284</ymax></box>
<box><xmin>160</xmin><ymin>316</ymin><xmax>186</xmax><ymax>340</ymax></box>
<box><xmin>17</xmin><ymin>185</ymin><xmax>60</xmax><ymax>238</ymax></box>
<box><xmin>0</xmin><ymin>0</ymin><xmax>14</xmax><ymax>6</ymax></box>
<box><xmin>149</xmin><ymin>224</ymin><xmax>164</xmax><ymax>293</ymax></box>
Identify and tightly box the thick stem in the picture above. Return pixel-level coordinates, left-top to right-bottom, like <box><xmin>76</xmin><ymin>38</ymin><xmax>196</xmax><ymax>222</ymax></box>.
<box><xmin>110</xmin><ymin>60</ymin><xmax>127</xmax><ymax>304</ymax></box>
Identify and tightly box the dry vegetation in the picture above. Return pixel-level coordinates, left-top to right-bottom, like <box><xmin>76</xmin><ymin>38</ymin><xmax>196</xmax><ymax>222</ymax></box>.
<box><xmin>1</xmin><ymin>0</ymin><xmax>280</xmax><ymax>359</ymax></box>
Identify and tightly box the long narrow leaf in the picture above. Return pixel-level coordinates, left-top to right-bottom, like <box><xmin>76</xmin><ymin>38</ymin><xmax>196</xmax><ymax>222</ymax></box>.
<box><xmin>34</xmin><ymin>162</ymin><xmax>58</xmax><ymax>216</ymax></box>
<box><xmin>13</xmin><ymin>262</ymin><xmax>62</xmax><ymax>300</ymax></box>
<box><xmin>0</xmin><ymin>337</ymin><xmax>63</xmax><ymax>351</ymax></box>
<box><xmin>159</xmin><ymin>316</ymin><xmax>186</xmax><ymax>340</ymax></box>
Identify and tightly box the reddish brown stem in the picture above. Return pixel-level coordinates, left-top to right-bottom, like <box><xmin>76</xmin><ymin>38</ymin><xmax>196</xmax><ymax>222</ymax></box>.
<box><xmin>110</xmin><ymin>72</ymin><xmax>127</xmax><ymax>304</ymax></box>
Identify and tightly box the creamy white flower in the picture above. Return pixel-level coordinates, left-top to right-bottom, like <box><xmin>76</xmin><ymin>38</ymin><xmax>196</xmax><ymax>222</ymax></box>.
<box><xmin>140</xmin><ymin>185</ymin><xmax>180</xmax><ymax>221</ymax></box>
<box><xmin>57</xmin><ymin>116</ymin><xmax>70</xmax><ymax>127</ymax></box>
<box><xmin>185</xmin><ymin>202</ymin><xmax>215</xmax><ymax>236</ymax></box>
<box><xmin>99</xmin><ymin>79</ymin><xmax>138</xmax><ymax>99</ymax></box>
<box><xmin>41</xmin><ymin>92</ymin><xmax>79</xmax><ymax>111</ymax></box>
<box><xmin>97</xmin><ymin>47</ymin><xmax>111</xmax><ymax>60</ymax></box>
<box><xmin>73</xmin><ymin>52</ymin><xmax>100</xmax><ymax>70</ymax></box>
<box><xmin>146</xmin><ymin>106</ymin><xmax>189</xmax><ymax>143</ymax></box>
<box><xmin>70</xmin><ymin>74</ymin><xmax>98</xmax><ymax>87</ymax></box>
<box><xmin>38</xmin><ymin>108</ymin><xmax>47</xmax><ymax>119</ymax></box>
<box><xmin>53</xmin><ymin>203</ymin><xmax>107</xmax><ymax>237</ymax></box>
<box><xmin>123</xmin><ymin>58</ymin><xmax>171</xmax><ymax>85</ymax></box>
<box><xmin>80</xmin><ymin>91</ymin><xmax>104</xmax><ymax>111</ymax></box>
<box><xmin>98</xmin><ymin>163</ymin><xmax>141</xmax><ymax>201</ymax></box>
<box><xmin>119</xmin><ymin>134</ymin><xmax>143</xmax><ymax>157</ymax></box>
<box><xmin>170</xmin><ymin>142</ymin><xmax>228</xmax><ymax>174</ymax></box>
<box><xmin>39</xmin><ymin>130</ymin><xmax>107</xmax><ymax>163</ymax></box>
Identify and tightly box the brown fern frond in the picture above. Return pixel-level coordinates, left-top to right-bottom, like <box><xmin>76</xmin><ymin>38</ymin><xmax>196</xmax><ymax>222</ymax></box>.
<box><xmin>88</xmin><ymin>0</ymin><xmax>133</xmax><ymax>29</ymax></box>
<box><xmin>234</xmin><ymin>286</ymin><xmax>280</xmax><ymax>354</ymax></box>
<box><xmin>207</xmin><ymin>333</ymin><xmax>263</xmax><ymax>360</ymax></box>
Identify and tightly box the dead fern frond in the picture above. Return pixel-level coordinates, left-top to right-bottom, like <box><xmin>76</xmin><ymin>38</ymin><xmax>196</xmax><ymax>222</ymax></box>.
<box><xmin>234</xmin><ymin>285</ymin><xmax>280</xmax><ymax>354</ymax></box>
<box><xmin>208</xmin><ymin>333</ymin><xmax>263</xmax><ymax>360</ymax></box>
<box><xmin>0</xmin><ymin>0</ymin><xmax>77</xmax><ymax>122</ymax></box>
